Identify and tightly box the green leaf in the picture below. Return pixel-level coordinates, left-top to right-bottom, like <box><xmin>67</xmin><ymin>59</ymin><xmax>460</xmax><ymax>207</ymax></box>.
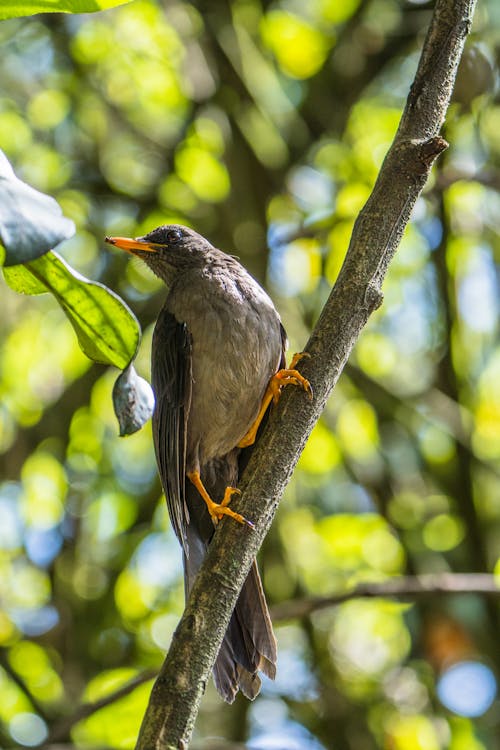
<box><xmin>0</xmin><ymin>149</ymin><xmax>75</xmax><ymax>266</ymax></box>
<box><xmin>2</xmin><ymin>263</ymin><xmax>48</xmax><ymax>295</ymax></box>
<box><xmin>0</xmin><ymin>0</ymin><xmax>132</xmax><ymax>20</ymax></box>
<box><xmin>3</xmin><ymin>251</ymin><xmax>140</xmax><ymax>369</ymax></box>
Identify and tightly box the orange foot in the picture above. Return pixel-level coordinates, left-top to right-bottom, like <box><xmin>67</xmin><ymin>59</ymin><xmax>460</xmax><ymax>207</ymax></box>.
<box><xmin>238</xmin><ymin>352</ymin><xmax>313</xmax><ymax>449</ymax></box>
<box><xmin>187</xmin><ymin>471</ymin><xmax>254</xmax><ymax>528</ymax></box>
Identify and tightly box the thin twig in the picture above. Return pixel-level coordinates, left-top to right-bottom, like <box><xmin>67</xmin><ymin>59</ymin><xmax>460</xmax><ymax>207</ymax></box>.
<box><xmin>0</xmin><ymin>649</ymin><xmax>48</xmax><ymax>721</ymax></box>
<box><xmin>435</xmin><ymin>166</ymin><xmax>500</xmax><ymax>192</ymax></box>
<box><xmin>42</xmin><ymin>670</ymin><xmax>156</xmax><ymax>746</ymax></box>
<box><xmin>271</xmin><ymin>573</ymin><xmax>500</xmax><ymax>621</ymax></box>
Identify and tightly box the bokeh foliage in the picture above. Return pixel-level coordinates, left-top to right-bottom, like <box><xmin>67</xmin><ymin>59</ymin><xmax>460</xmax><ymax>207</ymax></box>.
<box><xmin>0</xmin><ymin>1</ymin><xmax>499</xmax><ymax>748</ymax></box>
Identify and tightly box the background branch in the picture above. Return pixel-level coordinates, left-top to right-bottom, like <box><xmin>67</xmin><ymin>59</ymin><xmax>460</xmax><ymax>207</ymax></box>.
<box><xmin>271</xmin><ymin>573</ymin><xmax>500</xmax><ymax>621</ymax></box>
<box><xmin>135</xmin><ymin>1</ymin><xmax>477</xmax><ymax>747</ymax></box>
<box><xmin>0</xmin><ymin>650</ymin><xmax>48</xmax><ymax>721</ymax></box>
<box><xmin>41</xmin><ymin>670</ymin><xmax>157</xmax><ymax>747</ymax></box>
<box><xmin>41</xmin><ymin>571</ymin><xmax>497</xmax><ymax>749</ymax></box>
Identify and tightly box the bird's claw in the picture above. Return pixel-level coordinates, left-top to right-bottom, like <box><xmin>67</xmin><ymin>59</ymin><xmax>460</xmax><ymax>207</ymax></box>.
<box><xmin>271</xmin><ymin>351</ymin><xmax>313</xmax><ymax>403</ymax></box>
<box><xmin>221</xmin><ymin>486</ymin><xmax>241</xmax><ymax>507</ymax></box>
<box><xmin>289</xmin><ymin>351</ymin><xmax>311</xmax><ymax>369</ymax></box>
<box><xmin>187</xmin><ymin>471</ymin><xmax>253</xmax><ymax>528</ymax></box>
<box><xmin>289</xmin><ymin>352</ymin><xmax>313</xmax><ymax>399</ymax></box>
<box><xmin>211</xmin><ymin>487</ymin><xmax>254</xmax><ymax>528</ymax></box>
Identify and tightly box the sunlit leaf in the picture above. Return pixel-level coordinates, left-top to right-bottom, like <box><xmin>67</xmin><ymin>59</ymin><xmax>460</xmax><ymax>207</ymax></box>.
<box><xmin>1</xmin><ymin>264</ymin><xmax>47</xmax><ymax>295</ymax></box>
<box><xmin>3</xmin><ymin>251</ymin><xmax>140</xmax><ymax>369</ymax></box>
<box><xmin>317</xmin><ymin>514</ymin><xmax>404</xmax><ymax>575</ymax></box>
<box><xmin>331</xmin><ymin>599</ymin><xmax>411</xmax><ymax>682</ymax></box>
<box><xmin>299</xmin><ymin>420</ymin><xmax>340</xmax><ymax>474</ymax></box>
<box><xmin>0</xmin><ymin>150</ymin><xmax>75</xmax><ymax>266</ymax></box>
<box><xmin>175</xmin><ymin>146</ymin><xmax>230</xmax><ymax>202</ymax></box>
<box><xmin>336</xmin><ymin>399</ymin><xmax>380</xmax><ymax>461</ymax></box>
<box><xmin>423</xmin><ymin>513</ymin><xmax>466</xmax><ymax>552</ymax></box>
<box><xmin>386</xmin><ymin>714</ymin><xmax>440</xmax><ymax>750</ymax></box>
<box><xmin>87</xmin><ymin>491</ymin><xmax>138</xmax><ymax>540</ymax></box>
<box><xmin>84</xmin><ymin>668</ymin><xmax>140</xmax><ymax>702</ymax></box>
<box><xmin>21</xmin><ymin>451</ymin><xmax>67</xmax><ymax>528</ymax></box>
<box><xmin>112</xmin><ymin>364</ymin><xmax>155</xmax><ymax>436</ymax></box>
<box><xmin>0</xmin><ymin>0</ymin><xmax>132</xmax><ymax>20</ymax></box>
<box><xmin>261</xmin><ymin>11</ymin><xmax>331</xmax><ymax>79</ymax></box>
<box><xmin>8</xmin><ymin>642</ymin><xmax>64</xmax><ymax>703</ymax></box>
<box><xmin>318</xmin><ymin>0</ymin><xmax>361</xmax><ymax>24</ymax></box>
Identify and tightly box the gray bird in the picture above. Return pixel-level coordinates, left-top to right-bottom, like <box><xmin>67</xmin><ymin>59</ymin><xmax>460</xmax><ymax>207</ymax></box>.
<box><xmin>105</xmin><ymin>225</ymin><xmax>310</xmax><ymax>702</ymax></box>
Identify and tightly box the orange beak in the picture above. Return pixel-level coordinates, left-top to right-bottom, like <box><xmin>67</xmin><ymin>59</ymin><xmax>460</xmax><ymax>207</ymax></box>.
<box><xmin>105</xmin><ymin>236</ymin><xmax>161</xmax><ymax>255</ymax></box>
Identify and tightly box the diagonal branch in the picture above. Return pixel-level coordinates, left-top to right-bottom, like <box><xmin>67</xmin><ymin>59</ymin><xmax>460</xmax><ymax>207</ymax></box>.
<box><xmin>42</xmin><ymin>670</ymin><xmax>157</xmax><ymax>746</ymax></box>
<box><xmin>135</xmin><ymin>1</ymin><xmax>477</xmax><ymax>748</ymax></box>
<box><xmin>0</xmin><ymin>649</ymin><xmax>49</xmax><ymax>721</ymax></box>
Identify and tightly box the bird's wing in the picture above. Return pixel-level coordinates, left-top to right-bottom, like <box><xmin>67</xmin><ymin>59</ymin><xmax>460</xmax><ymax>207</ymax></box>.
<box><xmin>151</xmin><ymin>306</ymin><xmax>192</xmax><ymax>552</ymax></box>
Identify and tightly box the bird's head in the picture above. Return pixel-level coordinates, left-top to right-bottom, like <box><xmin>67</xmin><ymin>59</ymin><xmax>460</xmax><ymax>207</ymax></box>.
<box><xmin>105</xmin><ymin>224</ymin><xmax>214</xmax><ymax>285</ymax></box>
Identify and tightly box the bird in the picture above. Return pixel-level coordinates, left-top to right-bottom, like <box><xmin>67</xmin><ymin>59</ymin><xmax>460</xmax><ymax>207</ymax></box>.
<box><xmin>105</xmin><ymin>225</ymin><xmax>311</xmax><ymax>702</ymax></box>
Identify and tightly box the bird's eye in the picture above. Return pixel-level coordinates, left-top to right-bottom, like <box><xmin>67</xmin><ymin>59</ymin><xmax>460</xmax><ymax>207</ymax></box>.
<box><xmin>167</xmin><ymin>229</ymin><xmax>182</xmax><ymax>244</ymax></box>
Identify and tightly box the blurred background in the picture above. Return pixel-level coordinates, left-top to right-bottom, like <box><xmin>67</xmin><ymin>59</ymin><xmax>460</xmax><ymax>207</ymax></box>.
<box><xmin>0</xmin><ymin>0</ymin><xmax>499</xmax><ymax>748</ymax></box>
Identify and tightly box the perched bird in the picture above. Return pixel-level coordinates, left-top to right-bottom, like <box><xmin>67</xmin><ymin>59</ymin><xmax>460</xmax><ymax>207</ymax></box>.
<box><xmin>105</xmin><ymin>225</ymin><xmax>310</xmax><ymax>702</ymax></box>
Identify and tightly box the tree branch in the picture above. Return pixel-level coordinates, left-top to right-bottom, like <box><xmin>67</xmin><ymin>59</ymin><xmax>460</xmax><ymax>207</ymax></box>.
<box><xmin>0</xmin><ymin>649</ymin><xmax>49</xmax><ymax>721</ymax></box>
<box><xmin>42</xmin><ymin>670</ymin><xmax>157</xmax><ymax>746</ymax></box>
<box><xmin>270</xmin><ymin>573</ymin><xmax>500</xmax><ymax>622</ymax></box>
<box><xmin>135</xmin><ymin>1</ymin><xmax>477</xmax><ymax>747</ymax></box>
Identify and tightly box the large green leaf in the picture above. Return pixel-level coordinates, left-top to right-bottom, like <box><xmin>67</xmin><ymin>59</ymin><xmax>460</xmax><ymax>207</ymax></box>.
<box><xmin>3</xmin><ymin>251</ymin><xmax>140</xmax><ymax>370</ymax></box>
<box><xmin>0</xmin><ymin>0</ymin><xmax>132</xmax><ymax>20</ymax></box>
<box><xmin>0</xmin><ymin>150</ymin><xmax>75</xmax><ymax>266</ymax></box>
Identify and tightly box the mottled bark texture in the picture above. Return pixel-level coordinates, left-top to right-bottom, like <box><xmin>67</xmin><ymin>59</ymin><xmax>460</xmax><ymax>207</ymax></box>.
<box><xmin>135</xmin><ymin>1</ymin><xmax>477</xmax><ymax>747</ymax></box>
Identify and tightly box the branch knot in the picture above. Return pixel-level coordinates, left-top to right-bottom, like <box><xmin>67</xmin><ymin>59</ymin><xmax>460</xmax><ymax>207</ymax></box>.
<box><xmin>419</xmin><ymin>136</ymin><xmax>449</xmax><ymax>167</ymax></box>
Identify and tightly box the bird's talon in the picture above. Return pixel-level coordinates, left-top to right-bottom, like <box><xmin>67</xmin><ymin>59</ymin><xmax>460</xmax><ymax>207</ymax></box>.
<box><xmin>300</xmin><ymin>376</ymin><xmax>313</xmax><ymax>399</ymax></box>
<box><xmin>221</xmin><ymin>486</ymin><xmax>241</xmax><ymax>507</ymax></box>
<box><xmin>211</xmin><ymin>504</ymin><xmax>252</xmax><ymax>529</ymax></box>
<box><xmin>289</xmin><ymin>351</ymin><xmax>310</xmax><ymax>369</ymax></box>
<box><xmin>187</xmin><ymin>471</ymin><xmax>250</xmax><ymax>528</ymax></box>
<box><xmin>207</xmin><ymin>486</ymin><xmax>253</xmax><ymax>528</ymax></box>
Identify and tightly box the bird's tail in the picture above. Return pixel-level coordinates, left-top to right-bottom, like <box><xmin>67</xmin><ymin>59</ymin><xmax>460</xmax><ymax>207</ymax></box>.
<box><xmin>183</xmin><ymin>524</ymin><xmax>276</xmax><ymax>703</ymax></box>
<box><xmin>213</xmin><ymin>559</ymin><xmax>277</xmax><ymax>703</ymax></box>
<box><xmin>183</xmin><ymin>457</ymin><xmax>276</xmax><ymax>702</ymax></box>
